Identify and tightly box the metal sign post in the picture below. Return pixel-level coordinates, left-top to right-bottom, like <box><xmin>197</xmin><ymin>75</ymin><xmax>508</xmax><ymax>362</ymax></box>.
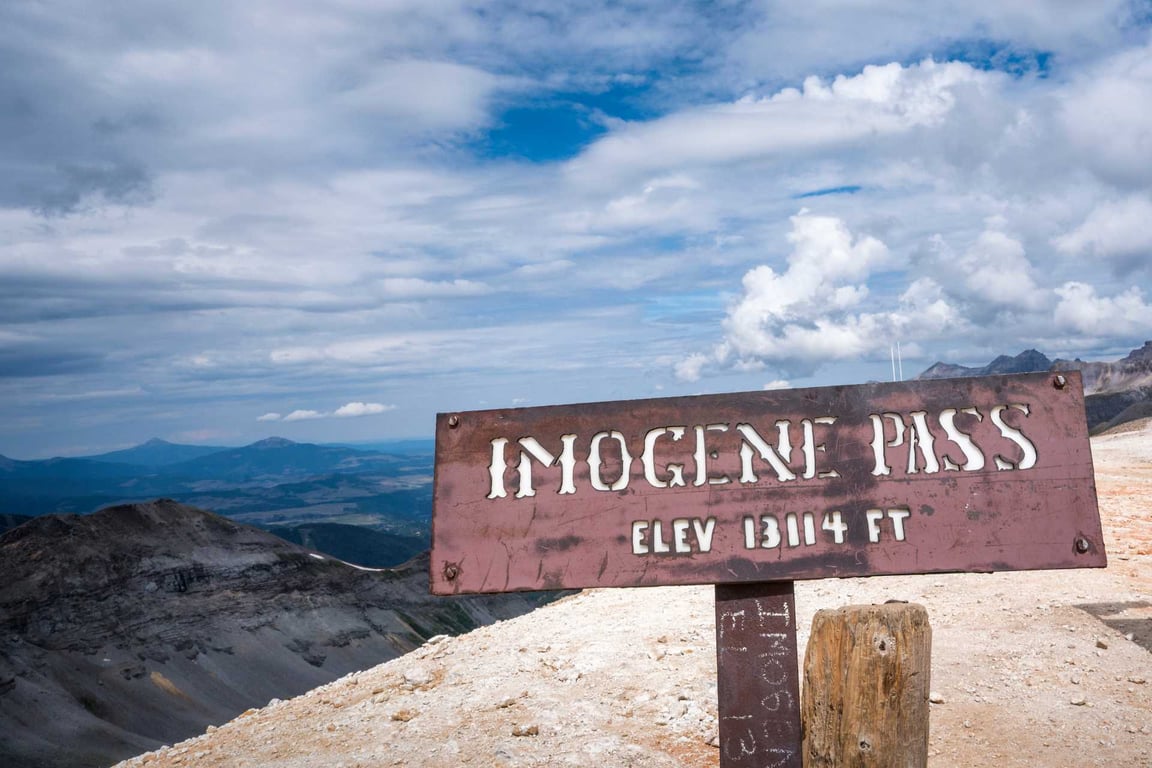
<box><xmin>429</xmin><ymin>372</ymin><xmax>1105</xmax><ymax>766</ymax></box>
<box><xmin>715</xmin><ymin>581</ymin><xmax>802</xmax><ymax>767</ymax></box>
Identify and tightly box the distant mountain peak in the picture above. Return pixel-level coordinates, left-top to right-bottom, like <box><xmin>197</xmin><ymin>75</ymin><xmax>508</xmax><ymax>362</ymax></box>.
<box><xmin>1121</xmin><ymin>340</ymin><xmax>1152</xmax><ymax>363</ymax></box>
<box><xmin>917</xmin><ymin>343</ymin><xmax>1152</xmax><ymax>434</ymax></box>
<box><xmin>251</xmin><ymin>437</ymin><xmax>298</xmax><ymax>449</ymax></box>
<box><xmin>918</xmin><ymin>348</ymin><xmax>1052</xmax><ymax>380</ymax></box>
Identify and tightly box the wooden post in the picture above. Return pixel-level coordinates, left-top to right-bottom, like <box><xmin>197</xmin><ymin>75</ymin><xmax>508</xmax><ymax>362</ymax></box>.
<box><xmin>801</xmin><ymin>602</ymin><xmax>931</xmax><ymax>768</ymax></box>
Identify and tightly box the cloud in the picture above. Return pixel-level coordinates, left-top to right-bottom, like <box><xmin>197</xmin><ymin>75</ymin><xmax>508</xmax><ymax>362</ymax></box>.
<box><xmin>258</xmin><ymin>403</ymin><xmax>395</xmax><ymax>421</ymax></box>
<box><xmin>569</xmin><ymin>59</ymin><xmax>990</xmax><ymax>182</ymax></box>
<box><xmin>1054</xmin><ymin>283</ymin><xmax>1152</xmax><ymax>337</ymax></box>
<box><xmin>1060</xmin><ymin>42</ymin><xmax>1152</xmax><ymax>188</ymax></box>
<box><xmin>333</xmin><ymin>402</ymin><xmax>395</xmax><ymax>418</ymax></box>
<box><xmin>282</xmin><ymin>409</ymin><xmax>324</xmax><ymax>422</ymax></box>
<box><xmin>674</xmin><ymin>353</ymin><xmax>709</xmax><ymax>383</ymax></box>
<box><xmin>922</xmin><ymin>227</ymin><xmax>1046</xmax><ymax>314</ymax></box>
<box><xmin>335</xmin><ymin>59</ymin><xmax>503</xmax><ymax>134</ymax></box>
<box><xmin>4</xmin><ymin>2</ymin><xmax>1152</xmax><ymax>459</ymax></box>
<box><xmin>1054</xmin><ymin>195</ymin><xmax>1152</xmax><ymax>274</ymax></box>
<box><xmin>713</xmin><ymin>212</ymin><xmax>895</xmax><ymax>371</ymax></box>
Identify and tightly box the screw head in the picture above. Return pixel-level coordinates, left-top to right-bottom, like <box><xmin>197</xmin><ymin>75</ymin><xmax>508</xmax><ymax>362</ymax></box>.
<box><xmin>443</xmin><ymin>562</ymin><xmax>460</xmax><ymax>580</ymax></box>
<box><xmin>1054</xmin><ymin>374</ymin><xmax>1067</xmax><ymax>389</ymax></box>
<box><xmin>447</xmin><ymin>414</ymin><xmax>460</xmax><ymax>429</ymax></box>
<box><xmin>1075</xmin><ymin>537</ymin><xmax>1090</xmax><ymax>553</ymax></box>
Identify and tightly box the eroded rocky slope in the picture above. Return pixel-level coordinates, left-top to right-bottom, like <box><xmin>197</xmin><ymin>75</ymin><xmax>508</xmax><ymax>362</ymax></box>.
<box><xmin>0</xmin><ymin>500</ymin><xmax>550</xmax><ymax>768</ymax></box>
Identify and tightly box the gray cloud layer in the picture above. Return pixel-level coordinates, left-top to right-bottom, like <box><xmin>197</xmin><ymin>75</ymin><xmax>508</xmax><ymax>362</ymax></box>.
<box><xmin>1</xmin><ymin>1</ymin><xmax>1150</xmax><ymax>457</ymax></box>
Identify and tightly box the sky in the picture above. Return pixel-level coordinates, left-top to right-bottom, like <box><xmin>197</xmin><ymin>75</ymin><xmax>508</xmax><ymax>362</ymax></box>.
<box><xmin>2</xmin><ymin>1</ymin><xmax>1152</xmax><ymax>459</ymax></box>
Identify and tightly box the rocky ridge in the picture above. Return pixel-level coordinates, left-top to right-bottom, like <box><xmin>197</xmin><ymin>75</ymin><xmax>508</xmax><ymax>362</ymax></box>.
<box><xmin>919</xmin><ymin>342</ymin><xmax>1152</xmax><ymax>432</ymax></box>
<box><xmin>0</xmin><ymin>500</ymin><xmax>551</xmax><ymax>768</ymax></box>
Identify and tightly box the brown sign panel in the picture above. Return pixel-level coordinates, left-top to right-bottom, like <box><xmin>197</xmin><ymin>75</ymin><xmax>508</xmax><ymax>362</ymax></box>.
<box><xmin>430</xmin><ymin>372</ymin><xmax>1104</xmax><ymax>595</ymax></box>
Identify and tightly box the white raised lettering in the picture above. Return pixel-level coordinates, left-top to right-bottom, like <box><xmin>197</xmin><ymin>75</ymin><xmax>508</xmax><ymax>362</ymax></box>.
<box><xmin>556</xmin><ymin>434</ymin><xmax>577</xmax><ymax>494</ymax></box>
<box><xmin>515</xmin><ymin>437</ymin><xmax>556</xmax><ymax>499</ymax></box>
<box><xmin>631</xmin><ymin>520</ymin><xmax>649</xmax><ymax>554</ymax></box>
<box><xmin>938</xmin><ymin>407</ymin><xmax>985</xmax><ymax>471</ymax></box>
<box><xmin>694</xmin><ymin>517</ymin><xmax>717</xmax><ymax>553</ymax></box>
<box><xmin>736</xmin><ymin>421</ymin><xmax>798</xmax><ymax>483</ymax></box>
<box><xmin>651</xmin><ymin>519</ymin><xmax>671</xmax><ymax>553</ymax></box>
<box><xmin>589</xmin><ymin>430</ymin><xmax>633</xmax><ymax>491</ymax></box>
<box><xmin>906</xmin><ymin>411</ymin><xmax>941</xmax><ymax>474</ymax></box>
<box><xmin>693</xmin><ymin>424</ymin><xmax>731</xmax><ymax>486</ymax></box>
<box><xmin>991</xmin><ymin>404</ymin><xmax>1037</xmax><ymax>471</ymax></box>
<box><xmin>888</xmin><ymin>507</ymin><xmax>911</xmax><ymax>541</ymax></box>
<box><xmin>487</xmin><ymin>437</ymin><xmax>509</xmax><ymax>499</ymax></box>
<box><xmin>866</xmin><ymin>508</ymin><xmax>885</xmax><ymax>543</ymax></box>
<box><xmin>802</xmin><ymin>512</ymin><xmax>816</xmax><ymax>545</ymax></box>
<box><xmin>803</xmin><ymin>416</ymin><xmax>840</xmax><ymax>479</ymax></box>
<box><xmin>672</xmin><ymin>518</ymin><xmax>692</xmax><ymax>553</ymax></box>
<box><xmin>641</xmin><ymin>426</ymin><xmax>687</xmax><ymax>489</ymax></box>
<box><xmin>785</xmin><ymin>512</ymin><xmax>800</xmax><ymax>547</ymax></box>
<box><xmin>870</xmin><ymin>413</ymin><xmax>906</xmax><ymax>476</ymax></box>
<box><xmin>821</xmin><ymin>511</ymin><xmax>847</xmax><ymax>544</ymax></box>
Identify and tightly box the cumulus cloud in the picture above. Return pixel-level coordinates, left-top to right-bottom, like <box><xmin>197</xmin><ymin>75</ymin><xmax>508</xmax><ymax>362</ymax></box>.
<box><xmin>333</xmin><ymin>402</ymin><xmax>395</xmax><ymax>418</ymax></box>
<box><xmin>678</xmin><ymin>213</ymin><xmax>1003</xmax><ymax>380</ymax></box>
<box><xmin>922</xmin><ymin>228</ymin><xmax>1046</xmax><ymax>313</ymax></box>
<box><xmin>258</xmin><ymin>403</ymin><xmax>395</xmax><ymax>422</ymax></box>
<box><xmin>1060</xmin><ymin>42</ymin><xmax>1152</xmax><ymax>188</ymax></box>
<box><xmin>570</xmin><ymin>59</ymin><xmax>989</xmax><ymax>181</ymax></box>
<box><xmin>1054</xmin><ymin>283</ymin><xmax>1152</xmax><ymax>337</ymax></box>
<box><xmin>1054</xmin><ymin>195</ymin><xmax>1152</xmax><ymax>274</ymax></box>
<box><xmin>282</xmin><ymin>409</ymin><xmax>324</xmax><ymax>422</ymax></box>
<box><xmin>714</xmin><ymin>212</ymin><xmax>894</xmax><ymax>370</ymax></box>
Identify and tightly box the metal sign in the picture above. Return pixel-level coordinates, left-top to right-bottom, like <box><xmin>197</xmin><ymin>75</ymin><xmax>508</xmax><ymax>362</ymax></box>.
<box><xmin>430</xmin><ymin>372</ymin><xmax>1104</xmax><ymax>595</ymax></box>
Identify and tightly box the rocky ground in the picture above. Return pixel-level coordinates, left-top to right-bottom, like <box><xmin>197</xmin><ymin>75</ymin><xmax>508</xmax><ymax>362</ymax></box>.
<box><xmin>116</xmin><ymin>423</ymin><xmax>1152</xmax><ymax>768</ymax></box>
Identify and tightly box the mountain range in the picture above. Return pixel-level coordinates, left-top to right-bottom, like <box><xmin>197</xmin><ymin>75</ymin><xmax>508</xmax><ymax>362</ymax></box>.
<box><xmin>0</xmin><ymin>500</ymin><xmax>553</xmax><ymax>768</ymax></box>
<box><xmin>0</xmin><ymin>437</ymin><xmax>436</xmax><ymax>560</ymax></box>
<box><xmin>918</xmin><ymin>341</ymin><xmax>1152</xmax><ymax>433</ymax></box>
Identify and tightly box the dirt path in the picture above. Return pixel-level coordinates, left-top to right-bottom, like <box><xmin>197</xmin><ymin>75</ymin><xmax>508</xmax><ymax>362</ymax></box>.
<box><xmin>117</xmin><ymin>425</ymin><xmax>1152</xmax><ymax>768</ymax></box>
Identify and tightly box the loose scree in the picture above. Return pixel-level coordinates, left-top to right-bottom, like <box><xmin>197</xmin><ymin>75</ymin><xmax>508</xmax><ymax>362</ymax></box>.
<box><xmin>430</xmin><ymin>372</ymin><xmax>1104</xmax><ymax>595</ymax></box>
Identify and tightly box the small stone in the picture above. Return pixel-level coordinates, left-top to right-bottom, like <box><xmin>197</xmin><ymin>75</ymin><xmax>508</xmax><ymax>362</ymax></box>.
<box><xmin>1070</xmin><ymin>697</ymin><xmax>1088</xmax><ymax>706</ymax></box>
<box><xmin>1128</xmin><ymin>676</ymin><xmax>1147</xmax><ymax>685</ymax></box>
<box><xmin>326</xmin><ymin>723</ymin><xmax>337</xmax><ymax>733</ymax></box>
<box><xmin>706</xmin><ymin>730</ymin><xmax>720</xmax><ymax>747</ymax></box>
<box><xmin>403</xmin><ymin>667</ymin><xmax>433</xmax><ymax>688</ymax></box>
<box><xmin>391</xmin><ymin>709</ymin><xmax>415</xmax><ymax>722</ymax></box>
<box><xmin>1096</xmin><ymin>638</ymin><xmax>1109</xmax><ymax>650</ymax></box>
<box><xmin>512</xmin><ymin>724</ymin><xmax>540</xmax><ymax>737</ymax></box>
<box><xmin>929</xmin><ymin>692</ymin><xmax>945</xmax><ymax>704</ymax></box>
<box><xmin>496</xmin><ymin>697</ymin><xmax>517</xmax><ymax>709</ymax></box>
<box><xmin>1071</xmin><ymin>675</ymin><xmax>1081</xmax><ymax>685</ymax></box>
<box><xmin>1125</xmin><ymin>633</ymin><xmax>1135</xmax><ymax>642</ymax></box>
<box><xmin>426</xmin><ymin>635</ymin><xmax>450</xmax><ymax>646</ymax></box>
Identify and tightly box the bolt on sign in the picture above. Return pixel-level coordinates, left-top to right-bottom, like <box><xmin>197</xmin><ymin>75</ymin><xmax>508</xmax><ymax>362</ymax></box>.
<box><xmin>431</xmin><ymin>372</ymin><xmax>1104</xmax><ymax>595</ymax></box>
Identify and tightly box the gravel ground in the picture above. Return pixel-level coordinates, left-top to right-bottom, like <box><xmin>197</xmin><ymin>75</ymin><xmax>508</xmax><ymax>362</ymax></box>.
<box><xmin>116</xmin><ymin>423</ymin><xmax>1152</xmax><ymax>768</ymax></box>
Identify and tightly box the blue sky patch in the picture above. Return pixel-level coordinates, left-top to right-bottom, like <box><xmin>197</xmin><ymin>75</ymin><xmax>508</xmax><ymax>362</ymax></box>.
<box><xmin>927</xmin><ymin>39</ymin><xmax>1053</xmax><ymax>77</ymax></box>
<box><xmin>792</xmin><ymin>185</ymin><xmax>863</xmax><ymax>200</ymax></box>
